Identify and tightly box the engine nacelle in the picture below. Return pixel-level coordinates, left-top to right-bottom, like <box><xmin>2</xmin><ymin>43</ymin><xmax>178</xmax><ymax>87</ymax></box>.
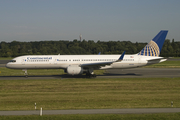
<box><xmin>66</xmin><ymin>66</ymin><xmax>83</xmax><ymax>75</ymax></box>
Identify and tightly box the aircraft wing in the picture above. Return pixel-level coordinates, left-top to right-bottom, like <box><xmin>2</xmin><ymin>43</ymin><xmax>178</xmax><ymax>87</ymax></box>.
<box><xmin>79</xmin><ymin>51</ymin><xmax>126</xmax><ymax>69</ymax></box>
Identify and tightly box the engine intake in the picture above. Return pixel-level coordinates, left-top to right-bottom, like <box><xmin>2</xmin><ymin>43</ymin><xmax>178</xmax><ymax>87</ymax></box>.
<box><xmin>66</xmin><ymin>66</ymin><xmax>83</xmax><ymax>75</ymax></box>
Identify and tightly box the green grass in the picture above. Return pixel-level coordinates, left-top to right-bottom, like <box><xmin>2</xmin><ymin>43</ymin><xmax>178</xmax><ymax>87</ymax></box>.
<box><xmin>0</xmin><ymin>78</ymin><xmax>180</xmax><ymax>111</ymax></box>
<box><xmin>170</xmin><ymin>57</ymin><xmax>180</xmax><ymax>59</ymax></box>
<box><xmin>0</xmin><ymin>57</ymin><xmax>12</xmax><ymax>60</ymax></box>
<box><xmin>145</xmin><ymin>61</ymin><xmax>180</xmax><ymax>68</ymax></box>
<box><xmin>1</xmin><ymin>113</ymin><xmax>180</xmax><ymax>120</ymax></box>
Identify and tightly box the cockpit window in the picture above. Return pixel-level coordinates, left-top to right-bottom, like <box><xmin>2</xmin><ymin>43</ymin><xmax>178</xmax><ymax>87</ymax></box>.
<box><xmin>10</xmin><ymin>60</ymin><xmax>16</xmax><ymax>63</ymax></box>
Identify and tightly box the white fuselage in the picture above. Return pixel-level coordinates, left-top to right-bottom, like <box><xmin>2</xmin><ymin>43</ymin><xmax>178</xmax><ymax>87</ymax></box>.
<box><xmin>6</xmin><ymin>54</ymin><xmax>165</xmax><ymax>70</ymax></box>
<box><xmin>5</xmin><ymin>30</ymin><xmax>169</xmax><ymax>76</ymax></box>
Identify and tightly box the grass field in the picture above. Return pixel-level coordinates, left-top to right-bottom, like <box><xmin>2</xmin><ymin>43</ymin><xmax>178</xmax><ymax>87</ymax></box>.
<box><xmin>0</xmin><ymin>78</ymin><xmax>180</xmax><ymax>111</ymax></box>
<box><xmin>0</xmin><ymin>57</ymin><xmax>180</xmax><ymax>119</ymax></box>
<box><xmin>144</xmin><ymin>60</ymin><xmax>180</xmax><ymax>68</ymax></box>
<box><xmin>1</xmin><ymin>113</ymin><xmax>180</xmax><ymax>120</ymax></box>
<box><xmin>0</xmin><ymin>57</ymin><xmax>12</xmax><ymax>60</ymax></box>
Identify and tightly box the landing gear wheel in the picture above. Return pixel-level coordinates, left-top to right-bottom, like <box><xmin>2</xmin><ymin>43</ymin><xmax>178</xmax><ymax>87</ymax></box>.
<box><xmin>23</xmin><ymin>69</ymin><xmax>28</xmax><ymax>78</ymax></box>
<box><xmin>86</xmin><ymin>73</ymin><xmax>96</xmax><ymax>78</ymax></box>
<box><xmin>92</xmin><ymin>74</ymin><xmax>96</xmax><ymax>78</ymax></box>
<box><xmin>86</xmin><ymin>73</ymin><xmax>90</xmax><ymax>78</ymax></box>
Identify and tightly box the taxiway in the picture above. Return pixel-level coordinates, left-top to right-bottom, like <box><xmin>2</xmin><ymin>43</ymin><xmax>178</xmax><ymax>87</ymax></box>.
<box><xmin>1</xmin><ymin>108</ymin><xmax>180</xmax><ymax>116</ymax></box>
<box><xmin>0</xmin><ymin>68</ymin><xmax>180</xmax><ymax>80</ymax></box>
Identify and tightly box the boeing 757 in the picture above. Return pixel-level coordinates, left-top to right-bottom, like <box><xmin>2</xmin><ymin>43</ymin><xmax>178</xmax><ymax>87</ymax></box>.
<box><xmin>6</xmin><ymin>30</ymin><xmax>168</xmax><ymax>77</ymax></box>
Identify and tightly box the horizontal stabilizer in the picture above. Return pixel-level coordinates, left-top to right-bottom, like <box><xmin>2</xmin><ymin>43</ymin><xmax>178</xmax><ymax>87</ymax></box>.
<box><xmin>80</xmin><ymin>61</ymin><xmax>113</xmax><ymax>68</ymax></box>
<box><xmin>147</xmin><ymin>58</ymin><xmax>167</xmax><ymax>64</ymax></box>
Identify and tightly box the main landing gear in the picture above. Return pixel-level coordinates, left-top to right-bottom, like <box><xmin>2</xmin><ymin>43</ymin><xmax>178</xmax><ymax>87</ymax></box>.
<box><xmin>22</xmin><ymin>69</ymin><xmax>28</xmax><ymax>78</ymax></box>
<box><xmin>86</xmin><ymin>68</ymin><xmax>97</xmax><ymax>78</ymax></box>
<box><xmin>86</xmin><ymin>69</ymin><xmax>97</xmax><ymax>78</ymax></box>
<box><xmin>86</xmin><ymin>73</ymin><xmax>97</xmax><ymax>78</ymax></box>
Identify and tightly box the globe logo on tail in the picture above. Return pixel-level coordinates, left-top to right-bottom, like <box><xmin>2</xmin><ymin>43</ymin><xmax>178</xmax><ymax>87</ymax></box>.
<box><xmin>138</xmin><ymin>40</ymin><xmax>160</xmax><ymax>57</ymax></box>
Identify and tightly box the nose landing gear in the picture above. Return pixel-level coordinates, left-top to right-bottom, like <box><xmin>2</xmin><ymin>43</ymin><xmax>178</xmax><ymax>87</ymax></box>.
<box><xmin>22</xmin><ymin>69</ymin><xmax>28</xmax><ymax>78</ymax></box>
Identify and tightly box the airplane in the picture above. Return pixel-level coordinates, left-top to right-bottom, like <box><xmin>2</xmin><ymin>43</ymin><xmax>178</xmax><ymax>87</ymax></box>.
<box><xmin>6</xmin><ymin>30</ymin><xmax>168</xmax><ymax>77</ymax></box>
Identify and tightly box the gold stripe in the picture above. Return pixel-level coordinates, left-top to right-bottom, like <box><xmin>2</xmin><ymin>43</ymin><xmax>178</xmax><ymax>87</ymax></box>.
<box><xmin>151</xmin><ymin>46</ymin><xmax>155</xmax><ymax>56</ymax></box>
<box><xmin>150</xmin><ymin>47</ymin><xmax>152</xmax><ymax>56</ymax></box>
<box><xmin>139</xmin><ymin>40</ymin><xmax>160</xmax><ymax>56</ymax></box>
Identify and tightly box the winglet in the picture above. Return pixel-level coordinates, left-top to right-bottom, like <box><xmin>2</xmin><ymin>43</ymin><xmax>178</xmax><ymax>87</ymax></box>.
<box><xmin>116</xmin><ymin>51</ymin><xmax>126</xmax><ymax>62</ymax></box>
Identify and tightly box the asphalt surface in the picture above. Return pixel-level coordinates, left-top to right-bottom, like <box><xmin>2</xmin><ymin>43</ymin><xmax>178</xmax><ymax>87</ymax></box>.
<box><xmin>104</xmin><ymin>68</ymin><xmax>180</xmax><ymax>78</ymax></box>
<box><xmin>0</xmin><ymin>60</ymin><xmax>10</xmax><ymax>64</ymax></box>
<box><xmin>1</xmin><ymin>108</ymin><xmax>180</xmax><ymax>116</ymax></box>
<box><xmin>0</xmin><ymin>60</ymin><xmax>8</xmax><ymax>67</ymax></box>
<box><xmin>0</xmin><ymin>68</ymin><xmax>180</xmax><ymax>80</ymax></box>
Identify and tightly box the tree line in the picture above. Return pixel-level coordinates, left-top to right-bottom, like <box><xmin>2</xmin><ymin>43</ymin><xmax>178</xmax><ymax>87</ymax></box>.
<box><xmin>0</xmin><ymin>39</ymin><xmax>179</xmax><ymax>57</ymax></box>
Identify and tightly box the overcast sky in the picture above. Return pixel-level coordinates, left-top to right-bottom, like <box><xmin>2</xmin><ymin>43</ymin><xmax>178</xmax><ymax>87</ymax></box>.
<box><xmin>0</xmin><ymin>0</ymin><xmax>180</xmax><ymax>43</ymax></box>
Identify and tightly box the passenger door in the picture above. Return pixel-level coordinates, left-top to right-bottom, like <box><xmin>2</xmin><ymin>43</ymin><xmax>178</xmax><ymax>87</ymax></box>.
<box><xmin>22</xmin><ymin>57</ymin><xmax>26</xmax><ymax>65</ymax></box>
<box><xmin>54</xmin><ymin>57</ymin><xmax>58</xmax><ymax>65</ymax></box>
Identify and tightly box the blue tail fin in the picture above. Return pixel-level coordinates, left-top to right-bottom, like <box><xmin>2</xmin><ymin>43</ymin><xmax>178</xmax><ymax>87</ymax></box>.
<box><xmin>138</xmin><ymin>30</ymin><xmax>168</xmax><ymax>57</ymax></box>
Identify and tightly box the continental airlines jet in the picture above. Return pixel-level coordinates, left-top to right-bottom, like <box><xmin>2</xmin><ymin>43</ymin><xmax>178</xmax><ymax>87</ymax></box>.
<box><xmin>6</xmin><ymin>30</ymin><xmax>168</xmax><ymax>77</ymax></box>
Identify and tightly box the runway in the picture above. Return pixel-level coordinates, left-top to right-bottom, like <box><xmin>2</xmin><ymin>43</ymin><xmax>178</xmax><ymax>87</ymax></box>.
<box><xmin>0</xmin><ymin>108</ymin><xmax>180</xmax><ymax>116</ymax></box>
<box><xmin>103</xmin><ymin>68</ymin><xmax>180</xmax><ymax>78</ymax></box>
<box><xmin>0</xmin><ymin>68</ymin><xmax>180</xmax><ymax>80</ymax></box>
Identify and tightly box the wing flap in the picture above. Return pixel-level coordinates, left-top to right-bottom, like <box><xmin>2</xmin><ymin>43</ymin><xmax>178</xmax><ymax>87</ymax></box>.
<box><xmin>80</xmin><ymin>61</ymin><xmax>113</xmax><ymax>68</ymax></box>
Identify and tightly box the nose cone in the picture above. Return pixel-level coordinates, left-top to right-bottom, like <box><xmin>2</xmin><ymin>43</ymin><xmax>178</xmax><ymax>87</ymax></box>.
<box><xmin>6</xmin><ymin>63</ymin><xmax>11</xmax><ymax>68</ymax></box>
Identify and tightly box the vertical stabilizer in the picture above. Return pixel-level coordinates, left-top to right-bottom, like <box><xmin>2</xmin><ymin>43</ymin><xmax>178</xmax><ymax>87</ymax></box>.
<box><xmin>138</xmin><ymin>30</ymin><xmax>168</xmax><ymax>56</ymax></box>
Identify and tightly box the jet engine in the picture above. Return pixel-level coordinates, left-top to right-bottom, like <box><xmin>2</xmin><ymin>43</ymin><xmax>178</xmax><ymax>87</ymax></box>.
<box><xmin>66</xmin><ymin>66</ymin><xmax>83</xmax><ymax>75</ymax></box>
